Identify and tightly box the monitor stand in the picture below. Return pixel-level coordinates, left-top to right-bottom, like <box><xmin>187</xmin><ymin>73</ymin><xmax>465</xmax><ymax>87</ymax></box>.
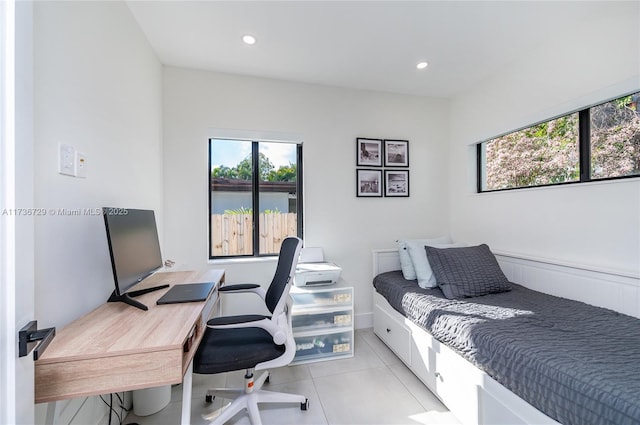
<box><xmin>107</xmin><ymin>284</ymin><xmax>170</xmax><ymax>311</ymax></box>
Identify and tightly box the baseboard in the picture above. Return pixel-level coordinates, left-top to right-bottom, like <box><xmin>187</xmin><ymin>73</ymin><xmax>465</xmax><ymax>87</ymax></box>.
<box><xmin>35</xmin><ymin>393</ymin><xmax>131</xmax><ymax>425</ymax></box>
<box><xmin>354</xmin><ymin>311</ymin><xmax>372</xmax><ymax>329</ymax></box>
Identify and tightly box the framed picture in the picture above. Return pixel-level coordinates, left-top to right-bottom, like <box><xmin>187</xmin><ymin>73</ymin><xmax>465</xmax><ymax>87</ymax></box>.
<box><xmin>384</xmin><ymin>139</ymin><xmax>409</xmax><ymax>167</ymax></box>
<box><xmin>357</xmin><ymin>138</ymin><xmax>382</xmax><ymax>167</ymax></box>
<box><xmin>384</xmin><ymin>170</ymin><xmax>409</xmax><ymax>197</ymax></box>
<box><xmin>356</xmin><ymin>169</ymin><xmax>382</xmax><ymax>197</ymax></box>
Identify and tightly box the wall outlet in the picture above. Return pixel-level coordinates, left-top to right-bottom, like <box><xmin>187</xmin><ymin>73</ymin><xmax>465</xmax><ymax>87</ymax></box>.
<box><xmin>75</xmin><ymin>151</ymin><xmax>87</xmax><ymax>178</ymax></box>
<box><xmin>58</xmin><ymin>144</ymin><xmax>75</xmax><ymax>176</ymax></box>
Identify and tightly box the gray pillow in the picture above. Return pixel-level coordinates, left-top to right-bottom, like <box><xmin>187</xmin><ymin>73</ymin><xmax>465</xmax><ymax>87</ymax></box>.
<box><xmin>424</xmin><ymin>244</ymin><xmax>511</xmax><ymax>299</ymax></box>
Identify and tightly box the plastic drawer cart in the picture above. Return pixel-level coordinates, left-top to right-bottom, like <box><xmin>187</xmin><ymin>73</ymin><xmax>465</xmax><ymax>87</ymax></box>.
<box><xmin>290</xmin><ymin>286</ymin><xmax>354</xmax><ymax>364</ymax></box>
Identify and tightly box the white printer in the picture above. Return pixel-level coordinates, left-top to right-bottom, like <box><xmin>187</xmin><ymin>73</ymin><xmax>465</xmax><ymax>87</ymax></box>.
<box><xmin>294</xmin><ymin>247</ymin><xmax>342</xmax><ymax>287</ymax></box>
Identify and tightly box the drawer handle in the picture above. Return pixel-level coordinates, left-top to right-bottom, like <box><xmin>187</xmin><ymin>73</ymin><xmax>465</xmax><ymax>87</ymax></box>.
<box><xmin>435</xmin><ymin>372</ymin><xmax>443</xmax><ymax>381</ymax></box>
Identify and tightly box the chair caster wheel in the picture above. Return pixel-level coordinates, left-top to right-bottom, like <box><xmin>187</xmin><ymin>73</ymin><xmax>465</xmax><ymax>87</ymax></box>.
<box><xmin>301</xmin><ymin>399</ymin><xmax>309</xmax><ymax>411</ymax></box>
<box><xmin>205</xmin><ymin>395</ymin><xmax>214</xmax><ymax>403</ymax></box>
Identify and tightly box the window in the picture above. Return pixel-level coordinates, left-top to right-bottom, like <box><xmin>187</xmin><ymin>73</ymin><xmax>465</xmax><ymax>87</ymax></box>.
<box><xmin>478</xmin><ymin>91</ymin><xmax>640</xmax><ymax>192</ymax></box>
<box><xmin>590</xmin><ymin>94</ymin><xmax>640</xmax><ymax>179</ymax></box>
<box><xmin>209</xmin><ymin>139</ymin><xmax>303</xmax><ymax>258</ymax></box>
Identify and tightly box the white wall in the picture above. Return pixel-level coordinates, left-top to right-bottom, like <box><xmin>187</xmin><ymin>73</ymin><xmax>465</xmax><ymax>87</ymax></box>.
<box><xmin>32</xmin><ymin>3</ymin><xmax>162</xmax><ymax>422</ymax></box>
<box><xmin>3</xmin><ymin>1</ymin><xmax>37</xmax><ymax>423</ymax></box>
<box><xmin>162</xmin><ymin>67</ymin><xmax>450</xmax><ymax>322</ymax></box>
<box><xmin>33</xmin><ymin>1</ymin><xmax>163</xmax><ymax>329</ymax></box>
<box><xmin>449</xmin><ymin>1</ymin><xmax>640</xmax><ymax>277</ymax></box>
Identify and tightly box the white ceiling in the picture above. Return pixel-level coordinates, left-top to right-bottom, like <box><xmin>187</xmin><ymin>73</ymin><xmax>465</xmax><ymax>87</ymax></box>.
<box><xmin>126</xmin><ymin>1</ymin><xmax>626</xmax><ymax>98</ymax></box>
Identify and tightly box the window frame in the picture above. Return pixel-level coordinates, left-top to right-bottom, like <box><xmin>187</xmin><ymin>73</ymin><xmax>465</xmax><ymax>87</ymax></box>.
<box><xmin>208</xmin><ymin>138</ymin><xmax>303</xmax><ymax>259</ymax></box>
<box><xmin>477</xmin><ymin>90</ymin><xmax>640</xmax><ymax>193</ymax></box>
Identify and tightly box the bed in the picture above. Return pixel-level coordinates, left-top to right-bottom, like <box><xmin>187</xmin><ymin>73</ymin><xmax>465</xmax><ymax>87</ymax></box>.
<box><xmin>372</xmin><ymin>243</ymin><xmax>640</xmax><ymax>425</ymax></box>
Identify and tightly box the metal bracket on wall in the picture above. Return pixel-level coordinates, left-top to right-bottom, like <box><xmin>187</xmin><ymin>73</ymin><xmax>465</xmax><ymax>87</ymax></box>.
<box><xmin>18</xmin><ymin>320</ymin><xmax>56</xmax><ymax>360</ymax></box>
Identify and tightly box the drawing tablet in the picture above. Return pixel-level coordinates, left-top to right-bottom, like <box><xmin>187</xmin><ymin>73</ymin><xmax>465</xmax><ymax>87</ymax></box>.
<box><xmin>156</xmin><ymin>282</ymin><xmax>214</xmax><ymax>305</ymax></box>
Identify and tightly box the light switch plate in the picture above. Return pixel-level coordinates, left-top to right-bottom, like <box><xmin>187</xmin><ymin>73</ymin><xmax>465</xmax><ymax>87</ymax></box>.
<box><xmin>58</xmin><ymin>144</ymin><xmax>75</xmax><ymax>176</ymax></box>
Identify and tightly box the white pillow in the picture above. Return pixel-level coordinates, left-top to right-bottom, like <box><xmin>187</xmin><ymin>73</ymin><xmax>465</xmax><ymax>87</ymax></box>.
<box><xmin>397</xmin><ymin>236</ymin><xmax>451</xmax><ymax>280</ymax></box>
<box><xmin>407</xmin><ymin>241</ymin><xmax>467</xmax><ymax>288</ymax></box>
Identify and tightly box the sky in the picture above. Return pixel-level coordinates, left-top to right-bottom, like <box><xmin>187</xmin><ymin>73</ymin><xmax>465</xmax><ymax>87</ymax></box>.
<box><xmin>210</xmin><ymin>139</ymin><xmax>296</xmax><ymax>169</ymax></box>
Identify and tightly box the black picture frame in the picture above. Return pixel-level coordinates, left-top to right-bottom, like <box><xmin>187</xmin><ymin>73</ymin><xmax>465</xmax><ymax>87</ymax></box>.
<box><xmin>357</xmin><ymin>138</ymin><xmax>383</xmax><ymax>167</ymax></box>
<box><xmin>356</xmin><ymin>169</ymin><xmax>383</xmax><ymax>197</ymax></box>
<box><xmin>384</xmin><ymin>139</ymin><xmax>409</xmax><ymax>167</ymax></box>
<box><xmin>384</xmin><ymin>170</ymin><xmax>410</xmax><ymax>197</ymax></box>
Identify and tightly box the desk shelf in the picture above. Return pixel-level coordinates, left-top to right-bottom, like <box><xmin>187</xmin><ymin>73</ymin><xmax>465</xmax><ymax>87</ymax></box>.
<box><xmin>290</xmin><ymin>286</ymin><xmax>354</xmax><ymax>365</ymax></box>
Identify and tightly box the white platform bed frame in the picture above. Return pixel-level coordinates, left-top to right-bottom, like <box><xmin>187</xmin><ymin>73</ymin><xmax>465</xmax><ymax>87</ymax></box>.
<box><xmin>372</xmin><ymin>248</ymin><xmax>640</xmax><ymax>425</ymax></box>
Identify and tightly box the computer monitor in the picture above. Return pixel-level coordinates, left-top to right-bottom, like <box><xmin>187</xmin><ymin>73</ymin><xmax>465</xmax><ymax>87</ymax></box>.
<box><xmin>102</xmin><ymin>208</ymin><xmax>167</xmax><ymax>310</ymax></box>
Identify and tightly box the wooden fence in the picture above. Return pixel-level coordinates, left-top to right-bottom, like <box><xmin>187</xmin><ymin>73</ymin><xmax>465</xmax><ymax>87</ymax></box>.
<box><xmin>210</xmin><ymin>213</ymin><xmax>297</xmax><ymax>256</ymax></box>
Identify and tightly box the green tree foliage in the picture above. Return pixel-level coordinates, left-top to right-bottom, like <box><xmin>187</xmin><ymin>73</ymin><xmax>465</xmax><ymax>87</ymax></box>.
<box><xmin>212</xmin><ymin>153</ymin><xmax>297</xmax><ymax>182</ymax></box>
<box><xmin>235</xmin><ymin>155</ymin><xmax>255</xmax><ymax>180</ymax></box>
<box><xmin>485</xmin><ymin>114</ymin><xmax>580</xmax><ymax>190</ymax></box>
<box><xmin>484</xmin><ymin>93</ymin><xmax>640</xmax><ymax>190</ymax></box>
<box><xmin>590</xmin><ymin>95</ymin><xmax>640</xmax><ymax>178</ymax></box>
<box><xmin>267</xmin><ymin>163</ymin><xmax>297</xmax><ymax>182</ymax></box>
<box><xmin>223</xmin><ymin>207</ymin><xmax>281</xmax><ymax>214</ymax></box>
<box><xmin>211</xmin><ymin>165</ymin><xmax>238</xmax><ymax>179</ymax></box>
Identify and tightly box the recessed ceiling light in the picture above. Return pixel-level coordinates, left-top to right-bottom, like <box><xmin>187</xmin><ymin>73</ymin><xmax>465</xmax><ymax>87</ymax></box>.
<box><xmin>416</xmin><ymin>61</ymin><xmax>429</xmax><ymax>70</ymax></box>
<box><xmin>242</xmin><ymin>34</ymin><xmax>257</xmax><ymax>45</ymax></box>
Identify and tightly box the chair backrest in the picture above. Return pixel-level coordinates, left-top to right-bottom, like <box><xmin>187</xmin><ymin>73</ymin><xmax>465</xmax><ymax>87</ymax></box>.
<box><xmin>265</xmin><ymin>237</ymin><xmax>303</xmax><ymax>314</ymax></box>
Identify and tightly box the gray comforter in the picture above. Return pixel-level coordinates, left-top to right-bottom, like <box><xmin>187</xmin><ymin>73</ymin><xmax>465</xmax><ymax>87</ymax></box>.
<box><xmin>373</xmin><ymin>271</ymin><xmax>640</xmax><ymax>425</ymax></box>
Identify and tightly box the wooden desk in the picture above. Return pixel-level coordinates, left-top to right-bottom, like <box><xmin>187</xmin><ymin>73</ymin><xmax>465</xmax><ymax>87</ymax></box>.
<box><xmin>35</xmin><ymin>269</ymin><xmax>225</xmax><ymax>423</ymax></box>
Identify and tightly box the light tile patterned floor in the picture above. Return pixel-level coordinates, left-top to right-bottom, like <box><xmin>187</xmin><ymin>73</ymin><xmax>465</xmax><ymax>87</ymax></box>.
<box><xmin>123</xmin><ymin>329</ymin><xmax>460</xmax><ymax>425</ymax></box>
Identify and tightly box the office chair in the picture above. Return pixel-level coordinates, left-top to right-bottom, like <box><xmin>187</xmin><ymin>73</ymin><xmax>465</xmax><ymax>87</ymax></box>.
<box><xmin>193</xmin><ymin>236</ymin><xmax>308</xmax><ymax>425</ymax></box>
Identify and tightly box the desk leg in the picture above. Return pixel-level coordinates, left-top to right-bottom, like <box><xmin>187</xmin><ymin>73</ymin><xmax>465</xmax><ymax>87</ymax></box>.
<box><xmin>181</xmin><ymin>361</ymin><xmax>193</xmax><ymax>425</ymax></box>
<box><xmin>45</xmin><ymin>402</ymin><xmax>59</xmax><ymax>425</ymax></box>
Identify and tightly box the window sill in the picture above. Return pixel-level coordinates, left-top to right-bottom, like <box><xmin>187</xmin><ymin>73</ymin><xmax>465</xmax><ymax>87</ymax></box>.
<box><xmin>208</xmin><ymin>256</ymin><xmax>278</xmax><ymax>266</ymax></box>
<box><xmin>475</xmin><ymin>174</ymin><xmax>639</xmax><ymax>195</ymax></box>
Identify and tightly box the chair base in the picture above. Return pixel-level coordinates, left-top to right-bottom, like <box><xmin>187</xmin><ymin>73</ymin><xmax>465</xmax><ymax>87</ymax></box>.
<box><xmin>203</xmin><ymin>369</ymin><xmax>308</xmax><ymax>425</ymax></box>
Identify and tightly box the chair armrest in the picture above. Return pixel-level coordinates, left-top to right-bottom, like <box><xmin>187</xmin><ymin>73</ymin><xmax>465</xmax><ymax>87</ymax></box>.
<box><xmin>218</xmin><ymin>284</ymin><xmax>260</xmax><ymax>292</ymax></box>
<box><xmin>218</xmin><ymin>284</ymin><xmax>267</xmax><ymax>300</ymax></box>
<box><xmin>207</xmin><ymin>314</ymin><xmax>269</xmax><ymax>327</ymax></box>
<box><xmin>206</xmin><ymin>313</ymin><xmax>288</xmax><ymax>345</ymax></box>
